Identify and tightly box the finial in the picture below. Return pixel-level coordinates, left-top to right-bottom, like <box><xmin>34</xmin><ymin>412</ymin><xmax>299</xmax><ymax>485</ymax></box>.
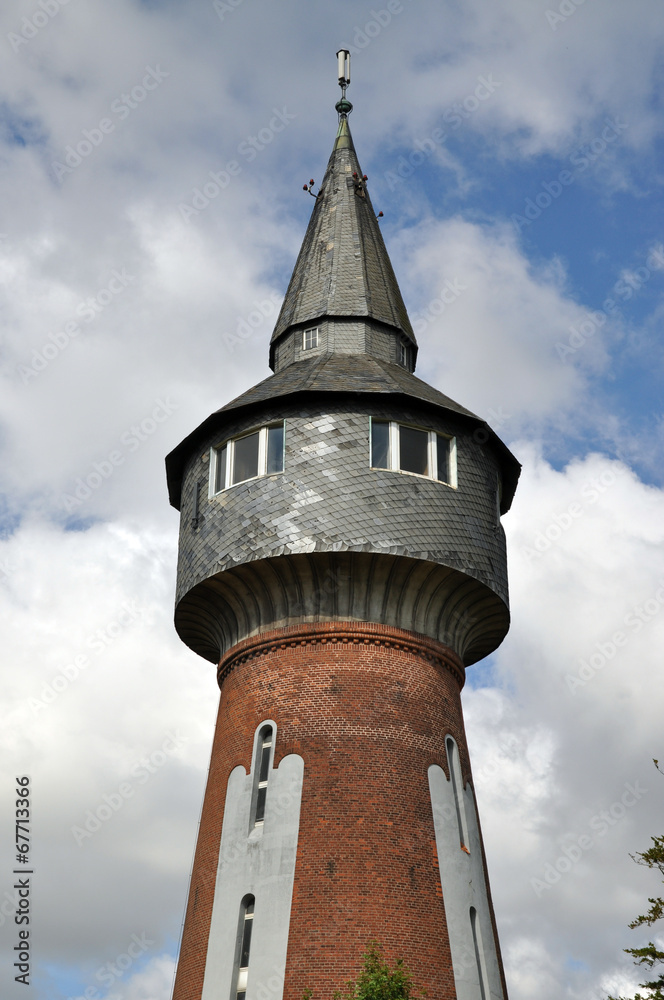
<box><xmin>335</xmin><ymin>49</ymin><xmax>353</xmax><ymax>118</ymax></box>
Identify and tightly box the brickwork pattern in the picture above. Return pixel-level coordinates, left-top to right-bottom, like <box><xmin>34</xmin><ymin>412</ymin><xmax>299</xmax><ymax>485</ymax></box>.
<box><xmin>171</xmin><ymin>622</ymin><xmax>508</xmax><ymax>1000</ymax></box>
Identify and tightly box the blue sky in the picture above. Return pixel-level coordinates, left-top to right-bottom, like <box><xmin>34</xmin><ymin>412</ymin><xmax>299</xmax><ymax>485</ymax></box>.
<box><xmin>0</xmin><ymin>2</ymin><xmax>663</xmax><ymax>999</ymax></box>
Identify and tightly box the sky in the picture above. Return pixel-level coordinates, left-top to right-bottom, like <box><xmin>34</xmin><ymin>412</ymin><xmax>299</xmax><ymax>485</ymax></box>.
<box><xmin>0</xmin><ymin>1</ymin><xmax>663</xmax><ymax>998</ymax></box>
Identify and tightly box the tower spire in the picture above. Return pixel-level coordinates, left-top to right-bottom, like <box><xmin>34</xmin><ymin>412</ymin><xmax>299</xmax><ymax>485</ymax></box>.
<box><xmin>167</xmin><ymin>55</ymin><xmax>519</xmax><ymax>1000</ymax></box>
<box><xmin>269</xmin><ymin>67</ymin><xmax>416</xmax><ymax>371</ymax></box>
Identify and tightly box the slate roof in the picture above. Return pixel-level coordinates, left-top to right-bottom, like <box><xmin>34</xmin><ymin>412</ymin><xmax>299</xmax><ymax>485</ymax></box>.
<box><xmin>219</xmin><ymin>354</ymin><xmax>477</xmax><ymax>418</ymax></box>
<box><xmin>165</xmin><ymin>354</ymin><xmax>520</xmax><ymax>510</ymax></box>
<box><xmin>269</xmin><ymin>116</ymin><xmax>415</xmax><ymax>367</ymax></box>
<box><xmin>166</xmin><ymin>110</ymin><xmax>521</xmax><ymax>513</ymax></box>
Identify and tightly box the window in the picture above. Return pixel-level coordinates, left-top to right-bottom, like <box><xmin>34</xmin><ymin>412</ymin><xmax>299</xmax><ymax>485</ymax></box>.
<box><xmin>399</xmin><ymin>341</ymin><xmax>409</xmax><ymax>367</ymax></box>
<box><xmin>470</xmin><ymin>907</ymin><xmax>490</xmax><ymax>1000</ymax></box>
<box><xmin>303</xmin><ymin>327</ymin><xmax>319</xmax><ymax>350</ymax></box>
<box><xmin>446</xmin><ymin>736</ymin><xmax>470</xmax><ymax>852</ymax></box>
<box><xmin>233</xmin><ymin>895</ymin><xmax>255</xmax><ymax>1000</ymax></box>
<box><xmin>252</xmin><ymin>725</ymin><xmax>273</xmax><ymax>827</ymax></box>
<box><xmin>370</xmin><ymin>419</ymin><xmax>456</xmax><ymax>486</ymax></box>
<box><xmin>212</xmin><ymin>423</ymin><xmax>284</xmax><ymax>493</ymax></box>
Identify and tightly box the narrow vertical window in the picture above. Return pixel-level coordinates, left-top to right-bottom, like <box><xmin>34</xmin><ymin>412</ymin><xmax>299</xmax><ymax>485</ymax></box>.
<box><xmin>437</xmin><ymin>434</ymin><xmax>450</xmax><ymax>485</ymax></box>
<box><xmin>371</xmin><ymin>419</ymin><xmax>390</xmax><ymax>468</ymax></box>
<box><xmin>252</xmin><ymin>726</ymin><xmax>273</xmax><ymax>827</ymax></box>
<box><xmin>399</xmin><ymin>341</ymin><xmax>408</xmax><ymax>366</ymax></box>
<box><xmin>470</xmin><ymin>907</ymin><xmax>490</xmax><ymax>1000</ymax></box>
<box><xmin>234</xmin><ymin>895</ymin><xmax>255</xmax><ymax>1000</ymax></box>
<box><xmin>266</xmin><ymin>424</ymin><xmax>284</xmax><ymax>474</ymax></box>
<box><xmin>446</xmin><ymin>736</ymin><xmax>469</xmax><ymax>852</ymax></box>
<box><xmin>191</xmin><ymin>480</ymin><xmax>201</xmax><ymax>530</ymax></box>
<box><xmin>215</xmin><ymin>443</ymin><xmax>228</xmax><ymax>493</ymax></box>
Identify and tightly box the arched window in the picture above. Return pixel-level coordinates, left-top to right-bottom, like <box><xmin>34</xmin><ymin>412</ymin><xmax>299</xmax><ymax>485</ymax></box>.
<box><xmin>470</xmin><ymin>906</ymin><xmax>490</xmax><ymax>1000</ymax></box>
<box><xmin>233</xmin><ymin>895</ymin><xmax>255</xmax><ymax>1000</ymax></box>
<box><xmin>252</xmin><ymin>725</ymin><xmax>273</xmax><ymax>828</ymax></box>
<box><xmin>446</xmin><ymin>735</ymin><xmax>470</xmax><ymax>852</ymax></box>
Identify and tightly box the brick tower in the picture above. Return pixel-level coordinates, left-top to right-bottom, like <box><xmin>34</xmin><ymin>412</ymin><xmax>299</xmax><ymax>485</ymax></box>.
<box><xmin>166</xmin><ymin>52</ymin><xmax>519</xmax><ymax>1000</ymax></box>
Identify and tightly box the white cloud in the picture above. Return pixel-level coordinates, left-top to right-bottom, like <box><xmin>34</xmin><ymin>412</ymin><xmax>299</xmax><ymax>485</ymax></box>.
<box><xmin>70</xmin><ymin>953</ymin><xmax>175</xmax><ymax>1000</ymax></box>
<box><xmin>0</xmin><ymin>2</ymin><xmax>661</xmax><ymax>997</ymax></box>
<box><xmin>0</xmin><ymin>518</ymin><xmax>215</xmax><ymax>973</ymax></box>
<box><xmin>463</xmin><ymin>446</ymin><xmax>664</xmax><ymax>999</ymax></box>
<box><xmin>353</xmin><ymin>0</ymin><xmax>664</xmax><ymax>160</ymax></box>
<box><xmin>394</xmin><ymin>217</ymin><xmax>615</xmax><ymax>431</ymax></box>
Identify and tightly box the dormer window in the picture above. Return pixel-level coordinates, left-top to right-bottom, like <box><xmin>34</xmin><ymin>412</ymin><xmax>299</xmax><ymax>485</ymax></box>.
<box><xmin>370</xmin><ymin>419</ymin><xmax>457</xmax><ymax>487</ymax></box>
<box><xmin>211</xmin><ymin>423</ymin><xmax>284</xmax><ymax>494</ymax></box>
<box><xmin>303</xmin><ymin>327</ymin><xmax>319</xmax><ymax>350</ymax></box>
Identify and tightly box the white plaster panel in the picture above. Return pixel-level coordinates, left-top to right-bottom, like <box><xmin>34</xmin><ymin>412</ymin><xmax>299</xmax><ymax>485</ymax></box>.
<box><xmin>428</xmin><ymin>764</ymin><xmax>505</xmax><ymax>1000</ymax></box>
<box><xmin>201</xmin><ymin>746</ymin><xmax>304</xmax><ymax>1000</ymax></box>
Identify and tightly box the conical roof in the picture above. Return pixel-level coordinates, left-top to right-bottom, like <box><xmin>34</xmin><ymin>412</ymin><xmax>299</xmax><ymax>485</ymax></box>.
<box><xmin>269</xmin><ymin>116</ymin><xmax>415</xmax><ymax>369</ymax></box>
<box><xmin>165</xmin><ymin>104</ymin><xmax>521</xmax><ymax>515</ymax></box>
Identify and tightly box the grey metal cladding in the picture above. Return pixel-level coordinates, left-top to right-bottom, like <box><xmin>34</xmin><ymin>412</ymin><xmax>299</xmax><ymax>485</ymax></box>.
<box><xmin>269</xmin><ymin>117</ymin><xmax>415</xmax><ymax>365</ymax></box>
<box><xmin>174</xmin><ymin>398</ymin><xmax>510</xmax><ymax>664</ymax></box>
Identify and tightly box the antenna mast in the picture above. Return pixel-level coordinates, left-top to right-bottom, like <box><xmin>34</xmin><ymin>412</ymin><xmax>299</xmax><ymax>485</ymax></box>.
<box><xmin>335</xmin><ymin>49</ymin><xmax>353</xmax><ymax>117</ymax></box>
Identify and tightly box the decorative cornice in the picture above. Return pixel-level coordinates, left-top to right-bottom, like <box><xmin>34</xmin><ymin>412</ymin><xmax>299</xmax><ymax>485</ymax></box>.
<box><xmin>217</xmin><ymin>621</ymin><xmax>466</xmax><ymax>689</ymax></box>
<box><xmin>176</xmin><ymin>551</ymin><xmax>510</xmax><ymax>668</ymax></box>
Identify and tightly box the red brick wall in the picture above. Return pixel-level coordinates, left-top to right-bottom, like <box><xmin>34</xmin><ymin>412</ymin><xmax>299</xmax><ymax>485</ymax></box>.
<box><xmin>171</xmin><ymin>622</ymin><xmax>504</xmax><ymax>1000</ymax></box>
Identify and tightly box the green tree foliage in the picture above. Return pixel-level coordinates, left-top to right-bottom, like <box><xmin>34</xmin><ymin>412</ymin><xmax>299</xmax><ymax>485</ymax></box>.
<box><xmin>609</xmin><ymin>761</ymin><xmax>664</xmax><ymax>1000</ymax></box>
<box><xmin>304</xmin><ymin>941</ymin><xmax>426</xmax><ymax>1000</ymax></box>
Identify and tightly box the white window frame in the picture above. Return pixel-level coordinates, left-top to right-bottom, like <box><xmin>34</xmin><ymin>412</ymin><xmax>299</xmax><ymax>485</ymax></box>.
<box><xmin>233</xmin><ymin>894</ymin><xmax>255</xmax><ymax>1000</ymax></box>
<box><xmin>251</xmin><ymin>723</ymin><xmax>274</xmax><ymax>829</ymax></box>
<box><xmin>210</xmin><ymin>423</ymin><xmax>284</xmax><ymax>495</ymax></box>
<box><xmin>302</xmin><ymin>326</ymin><xmax>319</xmax><ymax>350</ymax></box>
<box><xmin>399</xmin><ymin>341</ymin><xmax>409</xmax><ymax>367</ymax></box>
<box><xmin>369</xmin><ymin>418</ymin><xmax>457</xmax><ymax>488</ymax></box>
